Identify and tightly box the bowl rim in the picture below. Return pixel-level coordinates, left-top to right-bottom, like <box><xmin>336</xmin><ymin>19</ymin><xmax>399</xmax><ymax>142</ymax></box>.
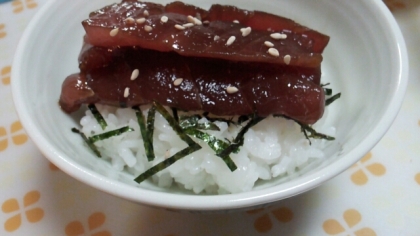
<box><xmin>11</xmin><ymin>0</ymin><xmax>408</xmax><ymax>211</ymax></box>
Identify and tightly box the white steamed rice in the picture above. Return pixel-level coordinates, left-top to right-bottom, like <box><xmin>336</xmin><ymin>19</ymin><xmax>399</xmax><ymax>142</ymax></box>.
<box><xmin>79</xmin><ymin>104</ymin><xmax>335</xmax><ymax>194</ymax></box>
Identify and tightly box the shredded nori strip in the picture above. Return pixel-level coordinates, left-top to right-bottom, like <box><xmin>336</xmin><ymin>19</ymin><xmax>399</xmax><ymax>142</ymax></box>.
<box><xmin>134</xmin><ymin>107</ymin><xmax>155</xmax><ymax>161</ymax></box>
<box><xmin>134</xmin><ymin>144</ymin><xmax>201</xmax><ymax>183</ymax></box>
<box><xmin>216</xmin><ymin>115</ymin><xmax>265</xmax><ymax>167</ymax></box>
<box><xmin>274</xmin><ymin>115</ymin><xmax>335</xmax><ymax>145</ymax></box>
<box><xmin>238</xmin><ymin>115</ymin><xmax>250</xmax><ymax>125</ymax></box>
<box><xmin>134</xmin><ymin>102</ymin><xmax>202</xmax><ymax>183</ymax></box>
<box><xmin>146</xmin><ymin>106</ymin><xmax>156</xmax><ymax>159</ymax></box>
<box><xmin>297</xmin><ymin>121</ymin><xmax>335</xmax><ymax>144</ymax></box>
<box><xmin>71</xmin><ymin>128</ymin><xmax>102</xmax><ymax>157</ymax></box>
<box><xmin>324</xmin><ymin>88</ymin><xmax>333</xmax><ymax>96</ymax></box>
<box><xmin>183</xmin><ymin>128</ymin><xmax>238</xmax><ymax>171</ymax></box>
<box><xmin>171</xmin><ymin>107</ymin><xmax>179</xmax><ymax>123</ymax></box>
<box><xmin>88</xmin><ymin>126</ymin><xmax>134</xmax><ymax>143</ymax></box>
<box><xmin>179</xmin><ymin>115</ymin><xmax>220</xmax><ymax>131</ymax></box>
<box><xmin>88</xmin><ymin>104</ymin><xmax>107</xmax><ymax>130</ymax></box>
<box><xmin>325</xmin><ymin>93</ymin><xmax>341</xmax><ymax>106</ymax></box>
<box><xmin>202</xmin><ymin>112</ymin><xmax>234</xmax><ymax>125</ymax></box>
<box><xmin>154</xmin><ymin>102</ymin><xmax>198</xmax><ymax>147</ymax></box>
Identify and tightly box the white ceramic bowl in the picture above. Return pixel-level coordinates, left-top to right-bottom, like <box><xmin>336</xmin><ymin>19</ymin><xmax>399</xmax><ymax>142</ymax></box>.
<box><xmin>12</xmin><ymin>0</ymin><xmax>407</xmax><ymax>211</ymax></box>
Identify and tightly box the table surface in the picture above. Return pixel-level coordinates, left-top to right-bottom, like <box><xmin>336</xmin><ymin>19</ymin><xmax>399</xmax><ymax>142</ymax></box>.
<box><xmin>1</xmin><ymin>0</ymin><xmax>419</xmax><ymax>235</ymax></box>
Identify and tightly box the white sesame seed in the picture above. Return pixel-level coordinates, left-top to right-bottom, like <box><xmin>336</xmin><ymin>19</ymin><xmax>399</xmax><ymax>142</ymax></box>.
<box><xmin>131</xmin><ymin>69</ymin><xmax>139</xmax><ymax>80</ymax></box>
<box><xmin>144</xmin><ymin>25</ymin><xmax>153</xmax><ymax>32</ymax></box>
<box><xmin>136</xmin><ymin>18</ymin><xmax>146</xmax><ymax>24</ymax></box>
<box><xmin>109</xmin><ymin>28</ymin><xmax>119</xmax><ymax>37</ymax></box>
<box><xmin>143</xmin><ymin>10</ymin><xmax>149</xmax><ymax>16</ymax></box>
<box><xmin>124</xmin><ymin>87</ymin><xmax>130</xmax><ymax>98</ymax></box>
<box><xmin>125</xmin><ymin>17</ymin><xmax>135</xmax><ymax>24</ymax></box>
<box><xmin>268</xmin><ymin>48</ymin><xmax>279</xmax><ymax>57</ymax></box>
<box><xmin>203</xmin><ymin>20</ymin><xmax>210</xmax><ymax>25</ymax></box>
<box><xmin>187</xmin><ymin>15</ymin><xmax>202</xmax><ymax>25</ymax></box>
<box><xmin>194</xmin><ymin>18</ymin><xmax>202</xmax><ymax>25</ymax></box>
<box><xmin>183</xmin><ymin>23</ymin><xmax>194</xmax><ymax>28</ymax></box>
<box><xmin>187</xmin><ymin>15</ymin><xmax>195</xmax><ymax>24</ymax></box>
<box><xmin>264</xmin><ymin>41</ymin><xmax>274</xmax><ymax>47</ymax></box>
<box><xmin>160</xmin><ymin>15</ymin><xmax>168</xmax><ymax>23</ymax></box>
<box><xmin>240</xmin><ymin>27</ymin><xmax>252</xmax><ymax>37</ymax></box>
<box><xmin>174</xmin><ymin>24</ymin><xmax>185</xmax><ymax>30</ymax></box>
<box><xmin>270</xmin><ymin>33</ymin><xmax>287</xmax><ymax>40</ymax></box>
<box><xmin>226</xmin><ymin>86</ymin><xmax>239</xmax><ymax>94</ymax></box>
<box><xmin>233</xmin><ymin>20</ymin><xmax>239</xmax><ymax>23</ymax></box>
<box><xmin>284</xmin><ymin>55</ymin><xmax>291</xmax><ymax>65</ymax></box>
<box><xmin>173</xmin><ymin>78</ymin><xmax>184</xmax><ymax>86</ymax></box>
<box><xmin>214</xmin><ymin>35</ymin><xmax>220</xmax><ymax>41</ymax></box>
<box><xmin>226</xmin><ymin>36</ymin><xmax>236</xmax><ymax>46</ymax></box>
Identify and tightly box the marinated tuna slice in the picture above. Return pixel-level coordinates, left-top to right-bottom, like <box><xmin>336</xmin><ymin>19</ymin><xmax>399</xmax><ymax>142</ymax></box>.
<box><xmin>59</xmin><ymin>73</ymin><xmax>98</xmax><ymax>113</ymax></box>
<box><xmin>79</xmin><ymin>41</ymin><xmax>322</xmax><ymax>84</ymax></box>
<box><xmin>60</xmin><ymin>45</ymin><xmax>325</xmax><ymax>124</ymax></box>
<box><xmin>83</xmin><ymin>1</ymin><xmax>325</xmax><ymax>67</ymax></box>
<box><xmin>205</xmin><ymin>4</ymin><xmax>329</xmax><ymax>53</ymax></box>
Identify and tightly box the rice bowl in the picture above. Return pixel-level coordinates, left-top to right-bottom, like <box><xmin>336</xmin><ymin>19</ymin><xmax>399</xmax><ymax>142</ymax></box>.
<box><xmin>12</xmin><ymin>0</ymin><xmax>407</xmax><ymax>211</ymax></box>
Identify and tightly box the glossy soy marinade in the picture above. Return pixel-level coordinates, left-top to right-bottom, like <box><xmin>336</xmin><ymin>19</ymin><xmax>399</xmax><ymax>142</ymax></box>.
<box><xmin>60</xmin><ymin>1</ymin><xmax>330</xmax><ymax>125</ymax></box>
<box><xmin>60</xmin><ymin>43</ymin><xmax>325</xmax><ymax>124</ymax></box>
<box><xmin>83</xmin><ymin>0</ymin><xmax>329</xmax><ymax>68</ymax></box>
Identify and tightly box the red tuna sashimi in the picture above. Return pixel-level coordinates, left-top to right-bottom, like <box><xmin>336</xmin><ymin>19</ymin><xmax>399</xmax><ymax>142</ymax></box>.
<box><xmin>60</xmin><ymin>45</ymin><xmax>324</xmax><ymax>124</ymax></box>
<box><xmin>82</xmin><ymin>1</ymin><xmax>325</xmax><ymax>67</ymax></box>
<box><xmin>205</xmin><ymin>4</ymin><xmax>329</xmax><ymax>53</ymax></box>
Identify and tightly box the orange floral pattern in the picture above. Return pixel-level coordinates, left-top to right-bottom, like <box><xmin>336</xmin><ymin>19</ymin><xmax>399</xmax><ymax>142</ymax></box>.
<box><xmin>0</xmin><ymin>121</ymin><xmax>28</xmax><ymax>152</ymax></box>
<box><xmin>1</xmin><ymin>66</ymin><xmax>11</xmax><ymax>85</ymax></box>
<box><xmin>0</xmin><ymin>24</ymin><xmax>6</xmax><ymax>39</ymax></box>
<box><xmin>65</xmin><ymin>212</ymin><xmax>111</xmax><ymax>236</ymax></box>
<box><xmin>415</xmin><ymin>173</ymin><xmax>420</xmax><ymax>185</ymax></box>
<box><xmin>1</xmin><ymin>190</ymin><xmax>44</xmax><ymax>232</ymax></box>
<box><xmin>350</xmin><ymin>152</ymin><xmax>386</xmax><ymax>185</ymax></box>
<box><xmin>323</xmin><ymin>209</ymin><xmax>376</xmax><ymax>235</ymax></box>
<box><xmin>11</xmin><ymin>0</ymin><xmax>38</xmax><ymax>14</ymax></box>
<box><xmin>247</xmin><ymin>206</ymin><xmax>294</xmax><ymax>233</ymax></box>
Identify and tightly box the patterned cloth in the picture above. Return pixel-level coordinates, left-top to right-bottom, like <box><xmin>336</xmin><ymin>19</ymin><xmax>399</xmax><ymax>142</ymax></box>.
<box><xmin>0</xmin><ymin>0</ymin><xmax>419</xmax><ymax>235</ymax></box>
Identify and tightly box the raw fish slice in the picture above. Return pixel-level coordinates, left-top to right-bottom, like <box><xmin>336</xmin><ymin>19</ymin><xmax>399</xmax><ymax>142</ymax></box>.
<box><xmin>83</xmin><ymin>1</ymin><xmax>324</xmax><ymax>67</ymax></box>
<box><xmin>206</xmin><ymin>4</ymin><xmax>330</xmax><ymax>53</ymax></box>
<box><xmin>60</xmin><ymin>46</ymin><xmax>324</xmax><ymax>124</ymax></box>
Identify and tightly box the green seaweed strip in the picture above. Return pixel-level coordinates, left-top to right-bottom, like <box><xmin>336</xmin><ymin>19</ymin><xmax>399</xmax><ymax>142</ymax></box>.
<box><xmin>273</xmin><ymin>115</ymin><xmax>335</xmax><ymax>144</ymax></box>
<box><xmin>154</xmin><ymin>102</ymin><xmax>197</xmax><ymax>146</ymax></box>
<box><xmin>171</xmin><ymin>107</ymin><xmax>179</xmax><ymax>123</ymax></box>
<box><xmin>216</xmin><ymin>115</ymin><xmax>265</xmax><ymax>170</ymax></box>
<box><xmin>179</xmin><ymin>115</ymin><xmax>236</xmax><ymax>170</ymax></box>
<box><xmin>134</xmin><ymin>144</ymin><xmax>201</xmax><ymax>183</ymax></box>
<box><xmin>71</xmin><ymin>128</ymin><xmax>102</xmax><ymax>157</ymax></box>
<box><xmin>146</xmin><ymin>106</ymin><xmax>156</xmax><ymax>160</ymax></box>
<box><xmin>88</xmin><ymin>104</ymin><xmax>107</xmax><ymax>130</ymax></box>
<box><xmin>134</xmin><ymin>102</ymin><xmax>202</xmax><ymax>183</ymax></box>
<box><xmin>184</xmin><ymin>128</ymin><xmax>237</xmax><ymax>171</ymax></box>
<box><xmin>134</xmin><ymin>107</ymin><xmax>155</xmax><ymax>161</ymax></box>
<box><xmin>202</xmin><ymin>112</ymin><xmax>234</xmax><ymax>125</ymax></box>
<box><xmin>237</xmin><ymin>115</ymin><xmax>250</xmax><ymax>125</ymax></box>
<box><xmin>324</xmin><ymin>88</ymin><xmax>333</xmax><ymax>96</ymax></box>
<box><xmin>297</xmin><ymin>121</ymin><xmax>335</xmax><ymax>141</ymax></box>
<box><xmin>88</xmin><ymin>126</ymin><xmax>134</xmax><ymax>143</ymax></box>
<box><xmin>325</xmin><ymin>93</ymin><xmax>341</xmax><ymax>106</ymax></box>
<box><xmin>179</xmin><ymin>115</ymin><xmax>220</xmax><ymax>131</ymax></box>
